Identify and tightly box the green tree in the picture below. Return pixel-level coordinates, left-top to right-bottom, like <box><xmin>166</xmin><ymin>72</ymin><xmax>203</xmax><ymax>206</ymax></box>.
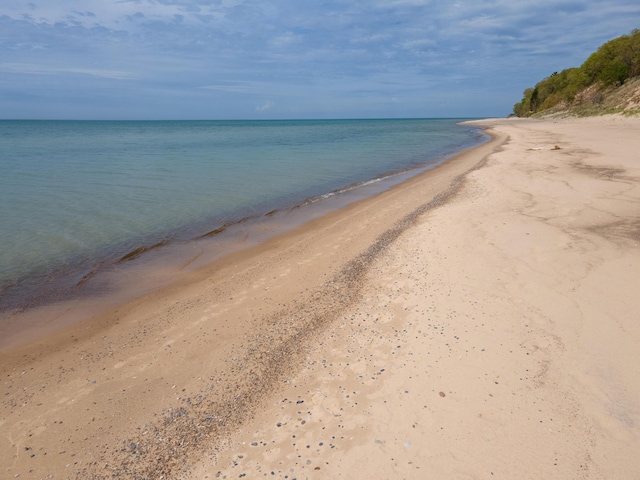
<box><xmin>600</xmin><ymin>60</ymin><xmax>629</xmax><ymax>85</ymax></box>
<box><xmin>513</xmin><ymin>29</ymin><xmax>640</xmax><ymax>116</ymax></box>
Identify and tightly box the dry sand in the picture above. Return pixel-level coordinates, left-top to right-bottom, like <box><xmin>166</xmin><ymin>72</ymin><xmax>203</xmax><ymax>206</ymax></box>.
<box><xmin>2</xmin><ymin>116</ymin><xmax>639</xmax><ymax>479</ymax></box>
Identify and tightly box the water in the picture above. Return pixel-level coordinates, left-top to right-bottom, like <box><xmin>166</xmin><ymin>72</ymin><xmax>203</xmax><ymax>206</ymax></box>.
<box><xmin>0</xmin><ymin>119</ymin><xmax>485</xmax><ymax>310</ymax></box>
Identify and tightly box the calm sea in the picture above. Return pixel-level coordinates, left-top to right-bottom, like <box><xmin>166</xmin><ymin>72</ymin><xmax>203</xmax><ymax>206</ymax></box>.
<box><xmin>0</xmin><ymin>119</ymin><xmax>486</xmax><ymax>311</ymax></box>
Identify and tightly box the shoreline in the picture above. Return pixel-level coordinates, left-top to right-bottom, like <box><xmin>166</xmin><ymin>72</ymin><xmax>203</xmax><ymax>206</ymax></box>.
<box><xmin>195</xmin><ymin>115</ymin><xmax>640</xmax><ymax>479</ymax></box>
<box><xmin>0</xmin><ymin>125</ymin><xmax>502</xmax><ymax>479</ymax></box>
<box><xmin>0</xmin><ymin>118</ymin><xmax>485</xmax><ymax>325</ymax></box>
<box><xmin>0</xmin><ymin>129</ymin><xmax>488</xmax><ymax>353</ymax></box>
<box><xmin>3</xmin><ymin>115</ymin><xmax>640</xmax><ymax>479</ymax></box>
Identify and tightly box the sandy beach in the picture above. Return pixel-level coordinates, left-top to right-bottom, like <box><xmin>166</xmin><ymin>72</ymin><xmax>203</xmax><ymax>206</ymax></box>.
<box><xmin>2</xmin><ymin>116</ymin><xmax>640</xmax><ymax>479</ymax></box>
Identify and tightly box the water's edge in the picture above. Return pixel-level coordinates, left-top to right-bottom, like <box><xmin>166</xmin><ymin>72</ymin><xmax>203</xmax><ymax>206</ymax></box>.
<box><xmin>0</xmin><ymin>124</ymin><xmax>489</xmax><ymax>350</ymax></box>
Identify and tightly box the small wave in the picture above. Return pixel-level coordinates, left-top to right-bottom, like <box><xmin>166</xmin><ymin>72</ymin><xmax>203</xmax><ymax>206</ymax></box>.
<box><xmin>116</xmin><ymin>241</ymin><xmax>167</xmax><ymax>264</ymax></box>
<box><xmin>198</xmin><ymin>224</ymin><xmax>228</xmax><ymax>239</ymax></box>
<box><xmin>75</xmin><ymin>267</ymin><xmax>99</xmax><ymax>287</ymax></box>
<box><xmin>295</xmin><ymin>174</ymin><xmax>397</xmax><ymax>208</ymax></box>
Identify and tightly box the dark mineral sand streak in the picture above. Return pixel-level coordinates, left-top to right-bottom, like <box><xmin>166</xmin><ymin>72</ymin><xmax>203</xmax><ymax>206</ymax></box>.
<box><xmin>85</xmin><ymin>130</ymin><xmax>503</xmax><ymax>479</ymax></box>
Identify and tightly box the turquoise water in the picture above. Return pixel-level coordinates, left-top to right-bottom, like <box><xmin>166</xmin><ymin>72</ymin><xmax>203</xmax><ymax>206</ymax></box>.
<box><xmin>0</xmin><ymin>119</ymin><xmax>485</xmax><ymax>309</ymax></box>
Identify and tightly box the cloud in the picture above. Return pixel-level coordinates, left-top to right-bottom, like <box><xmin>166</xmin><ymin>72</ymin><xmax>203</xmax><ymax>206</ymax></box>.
<box><xmin>201</xmin><ymin>83</ymin><xmax>258</xmax><ymax>93</ymax></box>
<box><xmin>0</xmin><ymin>63</ymin><xmax>135</xmax><ymax>80</ymax></box>
<box><xmin>1</xmin><ymin>0</ymin><xmax>639</xmax><ymax>119</ymax></box>
<box><xmin>255</xmin><ymin>100</ymin><xmax>275</xmax><ymax>112</ymax></box>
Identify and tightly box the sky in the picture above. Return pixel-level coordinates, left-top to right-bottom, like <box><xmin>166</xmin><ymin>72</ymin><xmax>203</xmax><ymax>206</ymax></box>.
<box><xmin>1</xmin><ymin>1</ymin><xmax>638</xmax><ymax>120</ymax></box>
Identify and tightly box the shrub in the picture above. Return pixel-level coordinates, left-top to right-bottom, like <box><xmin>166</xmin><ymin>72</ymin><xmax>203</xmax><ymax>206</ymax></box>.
<box><xmin>513</xmin><ymin>29</ymin><xmax>640</xmax><ymax>116</ymax></box>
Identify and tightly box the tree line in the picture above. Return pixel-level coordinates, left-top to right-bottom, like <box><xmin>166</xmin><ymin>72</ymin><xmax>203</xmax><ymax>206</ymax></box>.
<box><xmin>513</xmin><ymin>29</ymin><xmax>640</xmax><ymax>117</ymax></box>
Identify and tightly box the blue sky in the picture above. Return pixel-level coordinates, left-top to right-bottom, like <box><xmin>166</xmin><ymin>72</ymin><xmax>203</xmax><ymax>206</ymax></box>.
<box><xmin>1</xmin><ymin>1</ymin><xmax>638</xmax><ymax>119</ymax></box>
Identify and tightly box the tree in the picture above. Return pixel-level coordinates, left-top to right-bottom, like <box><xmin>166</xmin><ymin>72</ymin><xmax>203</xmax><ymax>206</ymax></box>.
<box><xmin>512</xmin><ymin>29</ymin><xmax>640</xmax><ymax>116</ymax></box>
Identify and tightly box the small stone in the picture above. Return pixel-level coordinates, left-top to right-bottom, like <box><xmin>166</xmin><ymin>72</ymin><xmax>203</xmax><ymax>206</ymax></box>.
<box><xmin>439</xmin><ymin>391</ymin><xmax>446</xmax><ymax>397</ymax></box>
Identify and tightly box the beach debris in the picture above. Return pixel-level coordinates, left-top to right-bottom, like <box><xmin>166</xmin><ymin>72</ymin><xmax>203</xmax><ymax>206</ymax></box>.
<box><xmin>552</xmin><ymin>145</ymin><xmax>562</xmax><ymax>150</ymax></box>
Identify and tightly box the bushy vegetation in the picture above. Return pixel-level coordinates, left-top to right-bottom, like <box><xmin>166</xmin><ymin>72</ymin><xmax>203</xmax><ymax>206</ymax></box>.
<box><xmin>514</xmin><ymin>29</ymin><xmax>640</xmax><ymax>117</ymax></box>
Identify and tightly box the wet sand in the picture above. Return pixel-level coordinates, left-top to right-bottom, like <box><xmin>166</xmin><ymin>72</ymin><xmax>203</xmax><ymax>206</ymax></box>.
<box><xmin>2</xmin><ymin>116</ymin><xmax>640</xmax><ymax>479</ymax></box>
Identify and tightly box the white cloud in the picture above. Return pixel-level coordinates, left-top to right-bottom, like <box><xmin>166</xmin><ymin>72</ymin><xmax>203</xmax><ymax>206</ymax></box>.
<box><xmin>201</xmin><ymin>83</ymin><xmax>257</xmax><ymax>93</ymax></box>
<box><xmin>0</xmin><ymin>63</ymin><xmax>135</xmax><ymax>79</ymax></box>
<box><xmin>1</xmin><ymin>0</ymin><xmax>639</xmax><ymax>118</ymax></box>
<box><xmin>377</xmin><ymin>0</ymin><xmax>431</xmax><ymax>5</ymax></box>
<box><xmin>400</xmin><ymin>38</ymin><xmax>436</xmax><ymax>50</ymax></box>
<box><xmin>255</xmin><ymin>100</ymin><xmax>275</xmax><ymax>112</ymax></box>
<box><xmin>271</xmin><ymin>32</ymin><xmax>303</xmax><ymax>48</ymax></box>
<box><xmin>67</xmin><ymin>67</ymin><xmax>136</xmax><ymax>79</ymax></box>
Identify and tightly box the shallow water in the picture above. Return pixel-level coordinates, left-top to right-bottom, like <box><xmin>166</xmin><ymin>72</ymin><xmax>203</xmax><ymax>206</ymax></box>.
<box><xmin>0</xmin><ymin>119</ymin><xmax>485</xmax><ymax>311</ymax></box>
